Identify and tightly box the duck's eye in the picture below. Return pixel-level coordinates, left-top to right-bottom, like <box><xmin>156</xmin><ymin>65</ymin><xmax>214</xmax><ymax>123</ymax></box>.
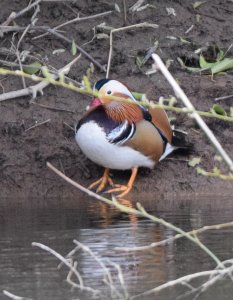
<box><xmin>107</xmin><ymin>90</ymin><xmax>112</xmax><ymax>95</ymax></box>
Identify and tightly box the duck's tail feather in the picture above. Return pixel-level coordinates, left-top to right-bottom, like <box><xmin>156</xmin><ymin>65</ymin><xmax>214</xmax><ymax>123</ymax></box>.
<box><xmin>172</xmin><ymin>128</ymin><xmax>189</xmax><ymax>147</ymax></box>
<box><xmin>159</xmin><ymin>143</ymin><xmax>176</xmax><ymax>161</ymax></box>
<box><xmin>160</xmin><ymin>128</ymin><xmax>193</xmax><ymax>161</ymax></box>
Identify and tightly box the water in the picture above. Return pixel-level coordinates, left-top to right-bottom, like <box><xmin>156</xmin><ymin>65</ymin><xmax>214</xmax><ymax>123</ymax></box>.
<box><xmin>1</xmin><ymin>197</ymin><xmax>233</xmax><ymax>300</ymax></box>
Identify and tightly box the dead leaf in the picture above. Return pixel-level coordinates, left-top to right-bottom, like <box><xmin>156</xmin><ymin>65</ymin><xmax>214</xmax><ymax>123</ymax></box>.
<box><xmin>188</xmin><ymin>157</ymin><xmax>201</xmax><ymax>167</ymax></box>
<box><xmin>193</xmin><ymin>1</ymin><xmax>206</xmax><ymax>9</ymax></box>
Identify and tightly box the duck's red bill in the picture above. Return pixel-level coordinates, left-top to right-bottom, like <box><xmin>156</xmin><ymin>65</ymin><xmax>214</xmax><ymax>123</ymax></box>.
<box><xmin>90</xmin><ymin>98</ymin><xmax>101</xmax><ymax>107</ymax></box>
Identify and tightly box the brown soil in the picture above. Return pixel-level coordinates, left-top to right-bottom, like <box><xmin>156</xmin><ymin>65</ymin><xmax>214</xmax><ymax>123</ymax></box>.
<box><xmin>0</xmin><ymin>0</ymin><xmax>233</xmax><ymax>208</ymax></box>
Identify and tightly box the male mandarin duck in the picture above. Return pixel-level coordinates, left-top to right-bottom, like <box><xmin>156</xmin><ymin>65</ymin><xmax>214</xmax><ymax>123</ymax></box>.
<box><xmin>75</xmin><ymin>79</ymin><xmax>184</xmax><ymax>198</ymax></box>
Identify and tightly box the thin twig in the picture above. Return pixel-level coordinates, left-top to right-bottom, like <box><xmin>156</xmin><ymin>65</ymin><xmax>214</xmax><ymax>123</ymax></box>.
<box><xmin>130</xmin><ymin>264</ymin><xmax>233</xmax><ymax>299</ymax></box>
<box><xmin>33</xmin><ymin>10</ymin><xmax>113</xmax><ymax>40</ymax></box>
<box><xmin>0</xmin><ymin>54</ymin><xmax>81</xmax><ymax>102</ymax></box>
<box><xmin>46</xmin><ymin>162</ymin><xmax>224</xmax><ymax>269</ymax></box>
<box><xmin>16</xmin><ymin>24</ymin><xmax>32</xmax><ymax>89</ymax></box>
<box><xmin>192</xmin><ymin>262</ymin><xmax>233</xmax><ymax>299</ymax></box>
<box><xmin>45</xmin><ymin>28</ymin><xmax>106</xmax><ymax>72</ymax></box>
<box><xmin>123</xmin><ymin>0</ymin><xmax>127</xmax><ymax>23</ymax></box>
<box><xmin>107</xmin><ymin>259</ymin><xmax>129</xmax><ymax>299</ymax></box>
<box><xmin>150</xmin><ymin>102</ymin><xmax>233</xmax><ymax>122</ymax></box>
<box><xmin>0</xmin><ymin>0</ymin><xmax>41</xmax><ymax>36</ymax></box>
<box><xmin>152</xmin><ymin>53</ymin><xmax>233</xmax><ymax>173</ymax></box>
<box><xmin>1</xmin><ymin>66</ymin><xmax>233</xmax><ymax>124</ymax></box>
<box><xmin>106</xmin><ymin>23</ymin><xmax>159</xmax><ymax>78</ymax></box>
<box><xmin>197</xmin><ymin>167</ymin><xmax>233</xmax><ymax>180</ymax></box>
<box><xmin>0</xmin><ymin>58</ymin><xmax>39</xmax><ymax>69</ymax></box>
<box><xmin>185</xmin><ymin>24</ymin><xmax>194</xmax><ymax>34</ymax></box>
<box><xmin>0</xmin><ymin>47</ymin><xmax>45</xmax><ymax>63</ymax></box>
<box><xmin>215</xmin><ymin>94</ymin><xmax>233</xmax><ymax>101</ymax></box>
<box><xmin>63</xmin><ymin>122</ymin><xmax>75</xmax><ymax>131</ymax></box>
<box><xmin>31</xmin><ymin>1</ymin><xmax>41</xmax><ymax>22</ymax></box>
<box><xmin>0</xmin><ymin>12</ymin><xmax>16</xmax><ymax>29</ymax></box>
<box><xmin>0</xmin><ymin>25</ymin><xmax>105</xmax><ymax>71</ymax></box>
<box><xmin>31</xmin><ymin>101</ymin><xmax>75</xmax><ymax>113</ymax></box>
<box><xmin>2</xmin><ymin>290</ymin><xmax>33</xmax><ymax>300</ymax></box>
<box><xmin>31</xmin><ymin>242</ymin><xmax>100</xmax><ymax>295</ymax></box>
<box><xmin>57</xmin><ymin>245</ymin><xmax>80</xmax><ymax>269</ymax></box>
<box><xmin>116</xmin><ymin>221</ymin><xmax>233</xmax><ymax>252</ymax></box>
<box><xmin>0</xmin><ymin>25</ymin><xmax>50</xmax><ymax>33</ymax></box>
<box><xmin>10</xmin><ymin>0</ymin><xmax>41</xmax><ymax>20</ymax></box>
<box><xmin>66</xmin><ymin>260</ymin><xmax>80</xmax><ymax>289</ymax></box>
<box><xmin>138</xmin><ymin>203</ymin><xmax>225</xmax><ymax>269</ymax></box>
<box><xmin>73</xmin><ymin>240</ymin><xmax>121</xmax><ymax>299</ymax></box>
<box><xmin>15</xmin><ymin>49</ymin><xmax>27</xmax><ymax>88</ymax></box>
<box><xmin>24</xmin><ymin>119</ymin><xmax>51</xmax><ymax>132</ymax></box>
<box><xmin>129</xmin><ymin>0</ymin><xmax>146</xmax><ymax>12</ymax></box>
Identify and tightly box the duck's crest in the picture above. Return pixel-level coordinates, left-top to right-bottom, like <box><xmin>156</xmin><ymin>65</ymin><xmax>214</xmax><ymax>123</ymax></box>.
<box><xmin>95</xmin><ymin>79</ymin><xmax>110</xmax><ymax>91</ymax></box>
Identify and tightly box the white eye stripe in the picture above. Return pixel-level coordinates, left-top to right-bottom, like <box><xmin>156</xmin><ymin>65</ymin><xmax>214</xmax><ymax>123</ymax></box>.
<box><xmin>103</xmin><ymin>80</ymin><xmax>133</xmax><ymax>98</ymax></box>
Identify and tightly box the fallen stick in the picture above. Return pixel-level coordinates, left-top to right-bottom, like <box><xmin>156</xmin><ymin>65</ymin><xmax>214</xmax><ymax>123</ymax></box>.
<box><xmin>116</xmin><ymin>220</ymin><xmax>233</xmax><ymax>252</ymax></box>
<box><xmin>3</xmin><ymin>290</ymin><xmax>33</xmax><ymax>300</ymax></box>
<box><xmin>106</xmin><ymin>22</ymin><xmax>159</xmax><ymax>78</ymax></box>
<box><xmin>0</xmin><ymin>54</ymin><xmax>81</xmax><ymax>102</ymax></box>
<box><xmin>33</xmin><ymin>10</ymin><xmax>113</xmax><ymax>40</ymax></box>
<box><xmin>45</xmin><ymin>28</ymin><xmax>106</xmax><ymax>72</ymax></box>
<box><xmin>215</xmin><ymin>94</ymin><xmax>233</xmax><ymax>101</ymax></box>
<box><xmin>152</xmin><ymin>53</ymin><xmax>233</xmax><ymax>173</ymax></box>
<box><xmin>0</xmin><ymin>59</ymin><xmax>39</xmax><ymax>68</ymax></box>
<box><xmin>0</xmin><ymin>0</ymin><xmax>41</xmax><ymax>36</ymax></box>
<box><xmin>0</xmin><ymin>25</ymin><xmax>49</xmax><ymax>33</ymax></box>
<box><xmin>129</xmin><ymin>0</ymin><xmax>146</xmax><ymax>12</ymax></box>
<box><xmin>31</xmin><ymin>101</ymin><xmax>75</xmax><ymax>113</ymax></box>
<box><xmin>24</xmin><ymin>118</ymin><xmax>51</xmax><ymax>132</ymax></box>
<box><xmin>0</xmin><ymin>25</ymin><xmax>106</xmax><ymax>72</ymax></box>
<box><xmin>131</xmin><ymin>264</ymin><xmax>233</xmax><ymax>299</ymax></box>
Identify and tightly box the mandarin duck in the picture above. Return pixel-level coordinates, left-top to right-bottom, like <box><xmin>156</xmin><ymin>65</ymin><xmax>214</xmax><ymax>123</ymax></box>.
<box><xmin>75</xmin><ymin>79</ymin><xmax>185</xmax><ymax>198</ymax></box>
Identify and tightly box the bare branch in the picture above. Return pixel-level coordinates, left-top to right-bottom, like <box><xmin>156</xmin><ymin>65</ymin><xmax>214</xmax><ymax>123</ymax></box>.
<box><xmin>129</xmin><ymin>0</ymin><xmax>146</xmax><ymax>12</ymax></box>
<box><xmin>46</xmin><ymin>162</ymin><xmax>224</xmax><ymax>269</ymax></box>
<box><xmin>0</xmin><ymin>54</ymin><xmax>81</xmax><ymax>102</ymax></box>
<box><xmin>116</xmin><ymin>221</ymin><xmax>233</xmax><ymax>252</ymax></box>
<box><xmin>130</xmin><ymin>264</ymin><xmax>233</xmax><ymax>299</ymax></box>
<box><xmin>3</xmin><ymin>290</ymin><xmax>33</xmax><ymax>300</ymax></box>
<box><xmin>0</xmin><ymin>0</ymin><xmax>41</xmax><ymax>28</ymax></box>
<box><xmin>33</xmin><ymin>10</ymin><xmax>113</xmax><ymax>40</ymax></box>
<box><xmin>215</xmin><ymin>94</ymin><xmax>233</xmax><ymax>101</ymax></box>
<box><xmin>32</xmin><ymin>242</ymin><xmax>100</xmax><ymax>295</ymax></box>
<box><xmin>24</xmin><ymin>119</ymin><xmax>51</xmax><ymax>132</ymax></box>
<box><xmin>152</xmin><ymin>53</ymin><xmax>233</xmax><ymax>173</ymax></box>
<box><xmin>0</xmin><ymin>25</ymin><xmax>106</xmax><ymax>71</ymax></box>
<box><xmin>106</xmin><ymin>23</ymin><xmax>159</xmax><ymax>78</ymax></box>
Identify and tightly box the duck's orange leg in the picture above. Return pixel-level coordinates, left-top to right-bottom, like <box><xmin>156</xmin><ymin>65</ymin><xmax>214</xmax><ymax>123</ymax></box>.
<box><xmin>88</xmin><ymin>168</ymin><xmax>114</xmax><ymax>192</ymax></box>
<box><xmin>106</xmin><ymin>167</ymin><xmax>138</xmax><ymax>198</ymax></box>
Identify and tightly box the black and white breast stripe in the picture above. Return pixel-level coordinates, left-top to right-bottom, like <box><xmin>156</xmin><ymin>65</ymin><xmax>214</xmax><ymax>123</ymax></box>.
<box><xmin>107</xmin><ymin>121</ymin><xmax>136</xmax><ymax>145</ymax></box>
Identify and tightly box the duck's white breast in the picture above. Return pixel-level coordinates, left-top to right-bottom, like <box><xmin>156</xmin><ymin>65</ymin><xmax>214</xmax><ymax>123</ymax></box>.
<box><xmin>75</xmin><ymin>121</ymin><xmax>155</xmax><ymax>170</ymax></box>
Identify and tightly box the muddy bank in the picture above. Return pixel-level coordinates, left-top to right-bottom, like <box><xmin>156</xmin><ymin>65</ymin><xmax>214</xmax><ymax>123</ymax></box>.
<box><xmin>0</xmin><ymin>0</ymin><xmax>233</xmax><ymax>207</ymax></box>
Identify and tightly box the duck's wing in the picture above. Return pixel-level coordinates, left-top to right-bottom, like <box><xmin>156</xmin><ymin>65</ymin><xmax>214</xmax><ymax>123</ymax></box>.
<box><xmin>148</xmin><ymin>107</ymin><xmax>173</xmax><ymax>144</ymax></box>
<box><xmin>124</xmin><ymin>119</ymin><xmax>165</xmax><ymax>162</ymax></box>
<box><xmin>122</xmin><ymin>106</ymin><xmax>175</xmax><ymax>162</ymax></box>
